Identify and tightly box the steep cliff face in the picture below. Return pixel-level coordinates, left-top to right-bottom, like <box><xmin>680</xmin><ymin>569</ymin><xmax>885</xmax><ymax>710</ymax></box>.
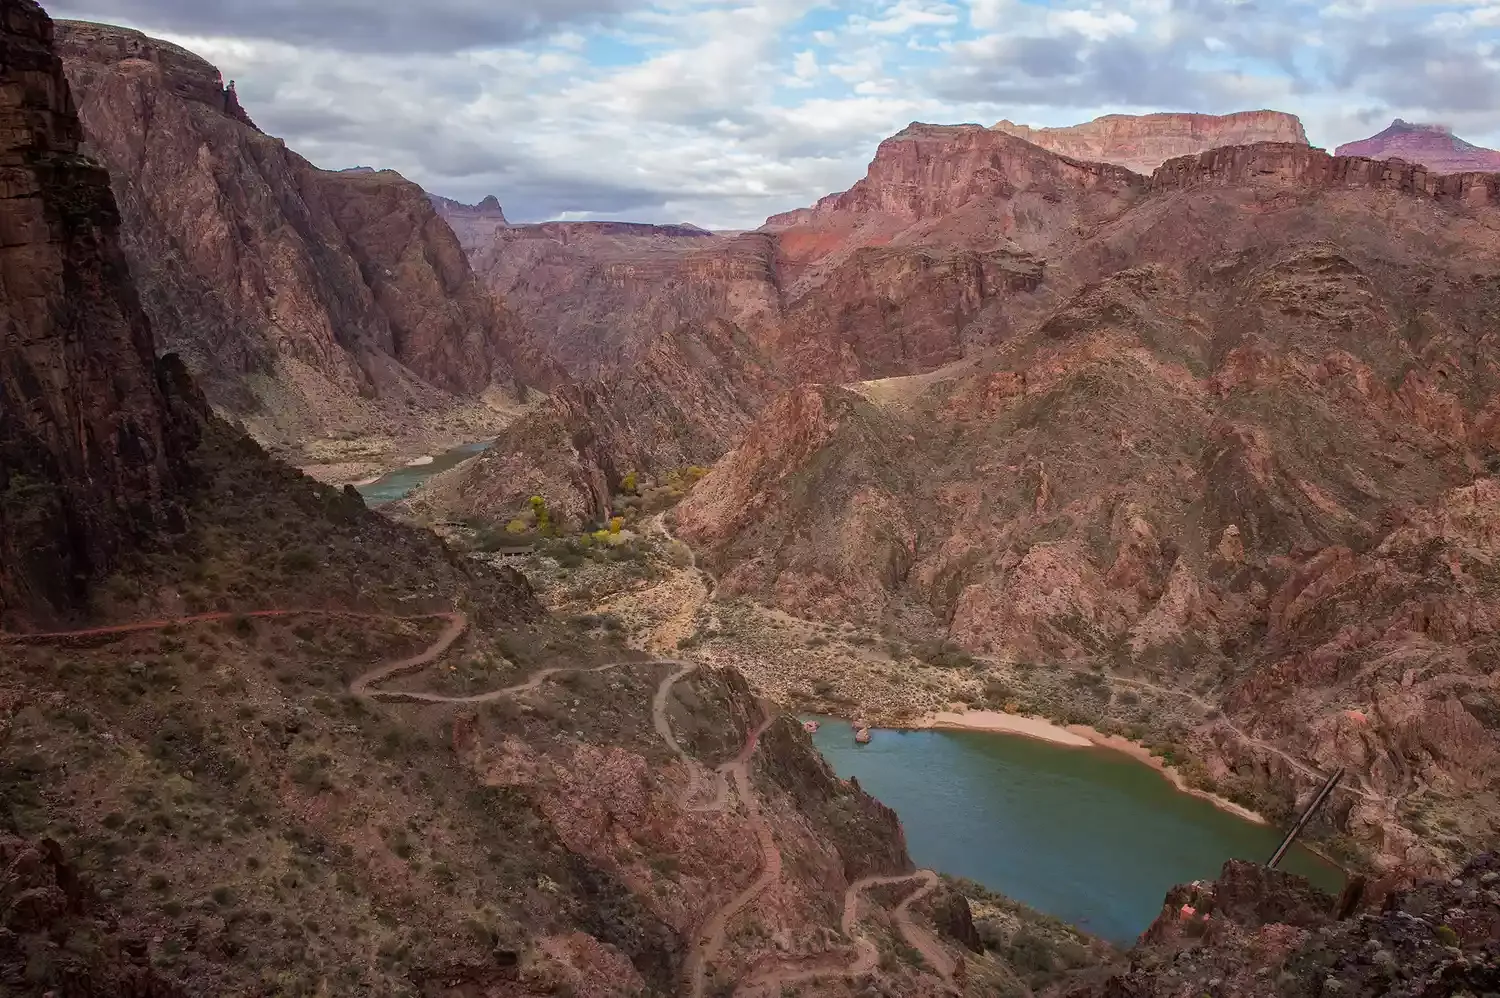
<box><xmin>1151</xmin><ymin>141</ymin><xmax>1500</xmax><ymax>204</ymax></box>
<box><xmin>54</xmin><ymin>20</ymin><xmax>561</xmax><ymax>457</ymax></box>
<box><xmin>472</xmin><ymin>222</ymin><xmax>780</xmax><ymax>376</ymax></box>
<box><xmin>0</xmin><ymin>1</ymin><xmax>195</xmax><ymax>626</ymax></box>
<box><xmin>675</xmin><ymin>143</ymin><xmax>1500</xmax><ymax>868</ymax></box>
<box><xmin>428</xmin><ymin>192</ymin><xmax>509</xmax><ymax>256</ymax></box>
<box><xmin>991</xmin><ymin>110</ymin><xmax>1309</xmax><ymax>174</ymax></box>
<box><xmin>1336</xmin><ymin>118</ymin><xmax>1500</xmax><ymax>174</ymax></box>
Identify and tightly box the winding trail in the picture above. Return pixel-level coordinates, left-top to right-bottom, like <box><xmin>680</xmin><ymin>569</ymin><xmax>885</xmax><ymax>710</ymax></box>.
<box><xmin>740</xmin><ymin>870</ymin><xmax>957</xmax><ymax>996</ymax></box>
<box><xmin>682</xmin><ymin>714</ymin><xmax>781</xmax><ymax>998</ymax></box>
<box><xmin>5</xmin><ymin>602</ymin><xmax>954</xmax><ymax>997</ymax></box>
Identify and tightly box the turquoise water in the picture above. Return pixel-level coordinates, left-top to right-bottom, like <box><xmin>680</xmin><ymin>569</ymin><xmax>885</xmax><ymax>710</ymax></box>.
<box><xmin>354</xmin><ymin>440</ymin><xmax>492</xmax><ymax>507</ymax></box>
<box><xmin>807</xmin><ymin>717</ymin><xmax>1345</xmax><ymax>944</ymax></box>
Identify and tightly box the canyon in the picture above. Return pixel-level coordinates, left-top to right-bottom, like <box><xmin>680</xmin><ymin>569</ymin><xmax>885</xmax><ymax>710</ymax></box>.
<box><xmin>53</xmin><ymin>20</ymin><xmax>563</xmax><ymax>480</ymax></box>
<box><xmin>426</xmin><ymin>129</ymin><xmax>1500</xmax><ymax>877</ymax></box>
<box><xmin>0</xmin><ymin>5</ymin><xmax>1004</xmax><ymax>996</ymax></box>
<box><xmin>4</xmin><ymin>3</ymin><xmax>1498</xmax><ymax>995</ymax></box>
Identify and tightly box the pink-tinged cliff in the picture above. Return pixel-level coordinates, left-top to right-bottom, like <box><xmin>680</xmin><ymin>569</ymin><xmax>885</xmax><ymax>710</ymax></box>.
<box><xmin>1335</xmin><ymin>118</ymin><xmax>1500</xmax><ymax>174</ymax></box>
<box><xmin>991</xmin><ymin>110</ymin><xmax>1309</xmax><ymax>175</ymax></box>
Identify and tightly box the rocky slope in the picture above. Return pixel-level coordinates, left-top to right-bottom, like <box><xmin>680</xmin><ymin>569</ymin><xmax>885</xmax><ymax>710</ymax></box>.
<box><xmin>53</xmin><ymin>20</ymin><xmax>562</xmax><ymax>468</ymax></box>
<box><xmin>991</xmin><ymin>111</ymin><xmax>1309</xmax><ymax>175</ymax></box>
<box><xmin>673</xmin><ymin>140</ymin><xmax>1500</xmax><ymax>872</ymax></box>
<box><xmin>403</xmin><ymin>318</ymin><xmax>786</xmax><ymax>527</ymax></box>
<box><xmin>0</xmin><ymin>5</ymin><xmax>994</xmax><ymax>995</ymax></box>
<box><xmin>438</xmin><ymin>124</ymin><xmax>1148</xmax><ymax>522</ymax></box>
<box><xmin>1068</xmin><ymin>853</ymin><xmax>1500</xmax><ymax>997</ymax></box>
<box><xmin>1335</xmin><ymin>118</ymin><xmax>1500</xmax><ymax>174</ymax></box>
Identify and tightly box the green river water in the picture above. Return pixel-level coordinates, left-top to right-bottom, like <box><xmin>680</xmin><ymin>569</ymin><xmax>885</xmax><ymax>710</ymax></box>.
<box><xmin>807</xmin><ymin>717</ymin><xmax>1345</xmax><ymax>944</ymax></box>
<box><xmin>354</xmin><ymin>440</ymin><xmax>492</xmax><ymax>507</ymax></box>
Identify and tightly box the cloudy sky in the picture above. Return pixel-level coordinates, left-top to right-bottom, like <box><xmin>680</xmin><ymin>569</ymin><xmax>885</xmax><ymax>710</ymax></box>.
<box><xmin>48</xmin><ymin>0</ymin><xmax>1500</xmax><ymax>228</ymax></box>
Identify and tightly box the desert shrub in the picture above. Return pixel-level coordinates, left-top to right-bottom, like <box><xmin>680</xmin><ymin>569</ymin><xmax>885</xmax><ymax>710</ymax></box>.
<box><xmin>280</xmin><ymin>548</ymin><xmax>317</xmax><ymax>574</ymax></box>
<box><xmin>1005</xmin><ymin>928</ymin><xmax>1056</xmax><ymax>974</ymax></box>
<box><xmin>984</xmin><ymin>679</ymin><xmax>1015</xmax><ymax>704</ymax></box>
<box><xmin>914</xmin><ymin>639</ymin><xmax>977</xmax><ymax>670</ymax></box>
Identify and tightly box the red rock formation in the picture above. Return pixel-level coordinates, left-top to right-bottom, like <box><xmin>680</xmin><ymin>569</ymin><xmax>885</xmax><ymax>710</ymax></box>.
<box><xmin>0</xmin><ymin>1</ymin><xmax>196</xmax><ymax>625</ymax></box>
<box><xmin>1076</xmin><ymin>854</ymin><xmax>1500</xmax><ymax>997</ymax></box>
<box><xmin>1151</xmin><ymin>141</ymin><xmax>1500</xmax><ymax>204</ymax></box>
<box><xmin>1335</xmin><ymin>118</ymin><xmax>1500</xmax><ymax>175</ymax></box>
<box><xmin>54</xmin><ymin>20</ymin><xmax>563</xmax><ymax>450</ymax></box>
<box><xmin>670</xmin><ymin>141</ymin><xmax>1500</xmax><ymax>864</ymax></box>
<box><xmin>471</xmin><ymin>222</ymin><xmax>778</xmax><ymax>376</ymax></box>
<box><xmin>53</xmin><ymin>18</ymin><xmax>258</xmax><ymax>130</ymax></box>
<box><xmin>991</xmin><ymin>110</ymin><xmax>1308</xmax><ymax>174</ymax></box>
<box><xmin>443</xmin><ymin>124</ymin><xmax>1145</xmax><ymax>517</ymax></box>
<box><xmin>403</xmin><ymin>318</ymin><xmax>785</xmax><ymax>525</ymax></box>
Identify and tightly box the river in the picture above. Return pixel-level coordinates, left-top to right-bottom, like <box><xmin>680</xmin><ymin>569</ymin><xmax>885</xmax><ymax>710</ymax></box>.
<box><xmin>354</xmin><ymin>440</ymin><xmax>493</xmax><ymax>507</ymax></box>
<box><xmin>807</xmin><ymin>717</ymin><xmax>1345</xmax><ymax>945</ymax></box>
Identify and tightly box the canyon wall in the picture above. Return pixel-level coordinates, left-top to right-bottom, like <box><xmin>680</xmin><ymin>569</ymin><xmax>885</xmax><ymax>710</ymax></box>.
<box><xmin>54</xmin><ymin>21</ymin><xmax>562</xmax><ymax>457</ymax></box>
<box><xmin>0</xmin><ymin>2</ymin><xmax>197</xmax><ymax>625</ymax></box>
<box><xmin>991</xmin><ymin>110</ymin><xmax>1309</xmax><ymax>174</ymax></box>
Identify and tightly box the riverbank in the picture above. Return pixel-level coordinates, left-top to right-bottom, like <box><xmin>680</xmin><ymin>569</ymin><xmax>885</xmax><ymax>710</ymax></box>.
<box><xmin>808</xmin><ymin>717</ymin><xmax>1346</xmax><ymax>942</ymax></box>
<box><xmin>354</xmin><ymin>441</ymin><xmax>493</xmax><ymax>507</ymax></box>
<box><xmin>906</xmin><ymin>708</ymin><xmax>1267</xmax><ymax>826</ymax></box>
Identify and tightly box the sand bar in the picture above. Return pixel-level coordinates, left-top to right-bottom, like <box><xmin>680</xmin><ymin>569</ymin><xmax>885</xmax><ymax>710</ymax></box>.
<box><xmin>902</xmin><ymin>708</ymin><xmax>1267</xmax><ymax>825</ymax></box>
<box><xmin>914</xmin><ymin>709</ymin><xmax>1093</xmax><ymax>746</ymax></box>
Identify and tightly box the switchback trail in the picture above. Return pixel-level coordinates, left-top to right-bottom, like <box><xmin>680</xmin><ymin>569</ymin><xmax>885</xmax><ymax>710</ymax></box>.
<box><xmin>6</xmin><ymin>607</ymin><xmax>954</xmax><ymax>997</ymax></box>
<box><xmin>741</xmin><ymin>869</ymin><xmax>957</xmax><ymax>996</ymax></box>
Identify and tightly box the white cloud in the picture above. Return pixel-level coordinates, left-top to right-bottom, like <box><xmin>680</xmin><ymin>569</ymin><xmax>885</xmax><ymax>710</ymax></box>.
<box><xmin>790</xmin><ymin>48</ymin><xmax>821</xmax><ymax>85</ymax></box>
<box><xmin>49</xmin><ymin>0</ymin><xmax>1500</xmax><ymax>228</ymax></box>
<box><xmin>857</xmin><ymin>0</ymin><xmax>962</xmax><ymax>35</ymax></box>
<box><xmin>1044</xmin><ymin>9</ymin><xmax>1137</xmax><ymax>42</ymax></box>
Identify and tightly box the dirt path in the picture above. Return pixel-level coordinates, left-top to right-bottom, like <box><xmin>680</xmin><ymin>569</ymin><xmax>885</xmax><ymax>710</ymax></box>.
<box><xmin>7</xmin><ymin>607</ymin><xmax>951</xmax><ymax>997</ymax></box>
<box><xmin>2</xmin><ymin>608</ymin><xmax>333</xmax><ymax>644</ymax></box>
<box><xmin>683</xmin><ymin>714</ymin><xmax>780</xmax><ymax>998</ymax></box>
<box><xmin>740</xmin><ymin>870</ymin><xmax>956</xmax><ymax>996</ymax></box>
<box><xmin>639</xmin><ymin>514</ymin><xmax>714</xmax><ymax>653</ymax></box>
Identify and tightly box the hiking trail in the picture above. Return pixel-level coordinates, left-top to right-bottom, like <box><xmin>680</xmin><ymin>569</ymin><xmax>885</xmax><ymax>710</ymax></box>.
<box><xmin>4</xmin><ymin>606</ymin><xmax>955</xmax><ymax>996</ymax></box>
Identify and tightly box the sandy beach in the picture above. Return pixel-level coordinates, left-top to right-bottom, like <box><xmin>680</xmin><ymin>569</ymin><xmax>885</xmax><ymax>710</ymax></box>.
<box><xmin>906</xmin><ymin>708</ymin><xmax>1268</xmax><ymax>826</ymax></box>
<box><xmin>915</xmin><ymin>708</ymin><xmax>1094</xmax><ymax>745</ymax></box>
<box><xmin>405</xmin><ymin>454</ymin><xmax>435</xmax><ymax>467</ymax></box>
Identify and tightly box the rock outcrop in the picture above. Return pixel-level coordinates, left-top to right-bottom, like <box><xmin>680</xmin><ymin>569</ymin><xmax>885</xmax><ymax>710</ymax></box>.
<box><xmin>1336</xmin><ymin>118</ymin><xmax>1500</xmax><ymax>175</ymax></box>
<box><xmin>428</xmin><ymin>192</ymin><xmax>509</xmax><ymax>256</ymax></box>
<box><xmin>1150</xmin><ymin>141</ymin><xmax>1500</xmax><ymax>204</ymax></box>
<box><xmin>1071</xmin><ymin>854</ymin><xmax>1500</xmax><ymax>997</ymax></box>
<box><xmin>0</xmin><ymin>1</ymin><xmax>196</xmax><ymax>626</ymax></box>
<box><xmin>0</xmin><ymin>833</ymin><xmax>186</xmax><ymax>997</ymax></box>
<box><xmin>991</xmin><ymin>110</ymin><xmax>1308</xmax><ymax>174</ymax></box>
<box><xmin>54</xmin><ymin>20</ymin><xmax>562</xmax><ymax>456</ymax></box>
<box><xmin>404</xmin><ymin>317</ymin><xmax>785</xmax><ymax>526</ymax></box>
